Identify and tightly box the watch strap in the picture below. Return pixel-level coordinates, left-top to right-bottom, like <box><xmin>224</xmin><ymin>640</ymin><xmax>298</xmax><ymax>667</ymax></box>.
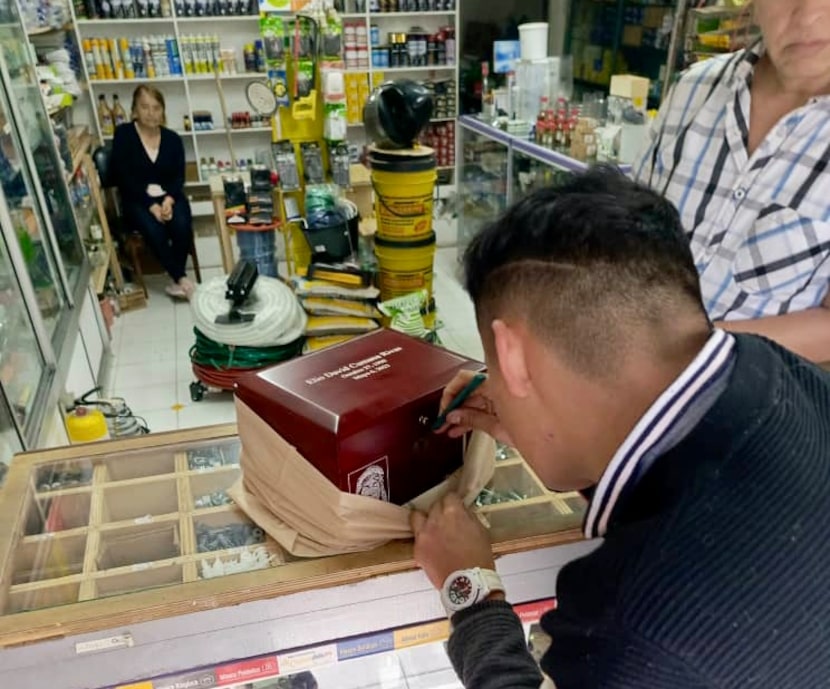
<box><xmin>477</xmin><ymin>568</ymin><xmax>504</xmax><ymax>597</ymax></box>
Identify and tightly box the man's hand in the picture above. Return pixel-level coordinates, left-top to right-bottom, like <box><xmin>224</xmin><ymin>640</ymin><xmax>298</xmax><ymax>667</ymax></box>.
<box><xmin>411</xmin><ymin>492</ymin><xmax>496</xmax><ymax>590</ymax></box>
<box><xmin>435</xmin><ymin>370</ymin><xmax>514</xmax><ymax>446</ymax></box>
<box><xmin>149</xmin><ymin>203</ymin><xmax>164</xmax><ymax>223</ymax></box>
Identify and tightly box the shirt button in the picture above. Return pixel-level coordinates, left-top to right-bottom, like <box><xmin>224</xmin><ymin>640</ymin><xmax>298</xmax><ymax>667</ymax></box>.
<box><xmin>733</xmin><ymin>188</ymin><xmax>746</xmax><ymax>201</ymax></box>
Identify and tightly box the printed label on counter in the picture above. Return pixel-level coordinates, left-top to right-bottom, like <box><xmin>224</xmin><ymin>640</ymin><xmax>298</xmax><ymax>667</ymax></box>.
<box><xmin>214</xmin><ymin>656</ymin><xmax>278</xmax><ymax>686</ymax></box>
<box><xmin>154</xmin><ymin>668</ymin><xmax>216</xmax><ymax>689</ymax></box>
<box><xmin>75</xmin><ymin>633</ymin><xmax>134</xmax><ymax>655</ymax></box>
<box><xmin>277</xmin><ymin>644</ymin><xmax>338</xmax><ymax>674</ymax></box>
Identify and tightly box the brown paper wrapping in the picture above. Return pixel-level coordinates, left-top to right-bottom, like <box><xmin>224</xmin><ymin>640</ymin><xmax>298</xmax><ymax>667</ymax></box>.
<box><xmin>228</xmin><ymin>398</ymin><xmax>496</xmax><ymax>557</ymax></box>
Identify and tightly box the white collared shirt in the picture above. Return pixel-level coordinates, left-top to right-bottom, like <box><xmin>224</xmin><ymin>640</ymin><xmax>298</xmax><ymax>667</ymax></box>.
<box><xmin>584</xmin><ymin>329</ymin><xmax>736</xmax><ymax>539</ymax></box>
<box><xmin>633</xmin><ymin>42</ymin><xmax>830</xmax><ymax>321</ymax></box>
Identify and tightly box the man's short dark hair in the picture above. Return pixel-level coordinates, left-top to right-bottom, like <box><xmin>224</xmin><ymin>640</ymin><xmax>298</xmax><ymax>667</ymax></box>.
<box><xmin>463</xmin><ymin>166</ymin><xmax>708</xmax><ymax>374</ymax></box>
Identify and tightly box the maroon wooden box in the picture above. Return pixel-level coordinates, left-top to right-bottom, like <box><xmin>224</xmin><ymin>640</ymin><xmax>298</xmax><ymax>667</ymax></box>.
<box><xmin>234</xmin><ymin>329</ymin><xmax>483</xmax><ymax>505</ymax></box>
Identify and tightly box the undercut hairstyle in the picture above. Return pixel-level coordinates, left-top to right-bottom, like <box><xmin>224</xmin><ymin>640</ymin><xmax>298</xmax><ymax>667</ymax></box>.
<box><xmin>464</xmin><ymin>166</ymin><xmax>709</xmax><ymax>375</ymax></box>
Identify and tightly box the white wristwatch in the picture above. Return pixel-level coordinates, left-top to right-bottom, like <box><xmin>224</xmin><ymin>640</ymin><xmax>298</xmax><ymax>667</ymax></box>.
<box><xmin>440</xmin><ymin>568</ymin><xmax>505</xmax><ymax>615</ymax></box>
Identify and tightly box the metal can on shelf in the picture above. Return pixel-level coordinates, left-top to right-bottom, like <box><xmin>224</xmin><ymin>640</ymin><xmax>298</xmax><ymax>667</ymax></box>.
<box><xmin>370</xmin><ymin>24</ymin><xmax>379</xmax><ymax>46</ymax></box>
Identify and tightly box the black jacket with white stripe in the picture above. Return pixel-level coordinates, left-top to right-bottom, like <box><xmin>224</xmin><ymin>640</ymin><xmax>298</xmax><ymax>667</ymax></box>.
<box><xmin>447</xmin><ymin>334</ymin><xmax>830</xmax><ymax>688</ymax></box>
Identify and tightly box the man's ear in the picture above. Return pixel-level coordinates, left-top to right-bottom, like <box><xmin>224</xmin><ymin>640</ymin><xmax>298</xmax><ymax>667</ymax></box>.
<box><xmin>492</xmin><ymin>319</ymin><xmax>531</xmax><ymax>398</ymax></box>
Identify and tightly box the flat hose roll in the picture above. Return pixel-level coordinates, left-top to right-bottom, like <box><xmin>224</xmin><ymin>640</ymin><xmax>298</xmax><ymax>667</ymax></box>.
<box><xmin>191</xmin><ymin>275</ymin><xmax>307</xmax><ymax>348</ymax></box>
<box><xmin>189</xmin><ymin>329</ymin><xmax>304</xmax><ymax>370</ymax></box>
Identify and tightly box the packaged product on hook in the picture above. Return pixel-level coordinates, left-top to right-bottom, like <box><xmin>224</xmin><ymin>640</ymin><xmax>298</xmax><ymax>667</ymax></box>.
<box><xmin>300</xmin><ymin>141</ymin><xmax>325</xmax><ymax>185</ymax></box>
<box><xmin>272</xmin><ymin>140</ymin><xmax>301</xmax><ymax>191</ymax></box>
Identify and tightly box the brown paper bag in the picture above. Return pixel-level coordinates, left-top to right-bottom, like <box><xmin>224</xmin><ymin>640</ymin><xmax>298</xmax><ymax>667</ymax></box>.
<box><xmin>228</xmin><ymin>399</ymin><xmax>496</xmax><ymax>557</ymax></box>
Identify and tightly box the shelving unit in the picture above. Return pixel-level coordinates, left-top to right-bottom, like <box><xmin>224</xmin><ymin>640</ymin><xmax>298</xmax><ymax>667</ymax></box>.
<box><xmin>339</xmin><ymin>2</ymin><xmax>459</xmax><ymax>179</ymax></box>
<box><xmin>567</xmin><ymin>0</ymin><xmax>683</xmax><ymax>106</ymax></box>
<box><xmin>66</xmin><ymin>3</ymin><xmax>459</xmax><ymax>185</ymax></box>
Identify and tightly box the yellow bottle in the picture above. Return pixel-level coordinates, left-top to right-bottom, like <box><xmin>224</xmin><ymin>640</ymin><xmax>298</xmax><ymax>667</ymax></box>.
<box><xmin>65</xmin><ymin>406</ymin><xmax>109</xmax><ymax>444</ymax></box>
<box><xmin>98</xmin><ymin>94</ymin><xmax>114</xmax><ymax>136</ymax></box>
<box><xmin>111</xmin><ymin>94</ymin><xmax>127</xmax><ymax>127</ymax></box>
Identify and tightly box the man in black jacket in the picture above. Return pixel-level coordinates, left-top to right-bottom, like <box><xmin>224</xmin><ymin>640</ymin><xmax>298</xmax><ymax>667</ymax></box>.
<box><xmin>412</xmin><ymin>167</ymin><xmax>830</xmax><ymax>688</ymax></box>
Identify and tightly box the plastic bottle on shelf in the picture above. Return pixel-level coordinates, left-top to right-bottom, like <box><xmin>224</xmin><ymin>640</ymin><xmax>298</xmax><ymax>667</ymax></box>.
<box><xmin>543</xmin><ymin>107</ymin><xmax>555</xmax><ymax>149</ymax></box>
<box><xmin>99</xmin><ymin>94</ymin><xmax>114</xmax><ymax>136</ymax></box>
<box><xmin>536</xmin><ymin>96</ymin><xmax>548</xmax><ymax>145</ymax></box>
<box><xmin>111</xmin><ymin>94</ymin><xmax>127</xmax><ymax>126</ymax></box>
<box><xmin>481</xmin><ymin>61</ymin><xmax>494</xmax><ymax>121</ymax></box>
<box><xmin>82</xmin><ymin>38</ymin><xmax>95</xmax><ymax>77</ymax></box>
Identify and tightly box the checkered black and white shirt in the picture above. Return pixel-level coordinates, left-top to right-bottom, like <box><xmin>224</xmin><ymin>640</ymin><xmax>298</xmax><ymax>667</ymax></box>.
<box><xmin>633</xmin><ymin>42</ymin><xmax>830</xmax><ymax>321</ymax></box>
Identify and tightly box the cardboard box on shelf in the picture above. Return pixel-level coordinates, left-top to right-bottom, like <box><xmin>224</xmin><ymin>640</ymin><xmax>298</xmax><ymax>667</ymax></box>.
<box><xmin>622</xmin><ymin>25</ymin><xmax>643</xmax><ymax>47</ymax></box>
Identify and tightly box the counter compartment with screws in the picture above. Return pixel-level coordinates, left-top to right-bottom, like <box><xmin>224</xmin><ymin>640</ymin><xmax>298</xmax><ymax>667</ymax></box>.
<box><xmin>188</xmin><ymin>466</ymin><xmax>241</xmax><ymax>510</ymax></box>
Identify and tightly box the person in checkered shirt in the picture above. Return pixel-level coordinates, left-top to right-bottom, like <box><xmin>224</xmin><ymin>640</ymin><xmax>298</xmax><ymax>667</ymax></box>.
<box><xmin>634</xmin><ymin>0</ymin><xmax>830</xmax><ymax>363</ymax></box>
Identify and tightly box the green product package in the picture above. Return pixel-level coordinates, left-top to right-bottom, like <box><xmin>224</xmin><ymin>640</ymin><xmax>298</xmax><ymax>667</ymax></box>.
<box><xmin>378</xmin><ymin>289</ymin><xmax>440</xmax><ymax>343</ymax></box>
<box><xmin>261</xmin><ymin>14</ymin><xmax>289</xmax><ymax>106</ymax></box>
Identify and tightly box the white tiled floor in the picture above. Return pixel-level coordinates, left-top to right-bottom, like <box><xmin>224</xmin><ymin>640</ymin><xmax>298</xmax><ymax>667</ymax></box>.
<box><xmin>107</xmin><ymin>248</ymin><xmax>482</xmax><ymax>434</ymax></box>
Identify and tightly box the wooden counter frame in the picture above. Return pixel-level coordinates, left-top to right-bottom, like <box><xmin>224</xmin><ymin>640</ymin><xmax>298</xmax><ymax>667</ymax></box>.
<box><xmin>0</xmin><ymin>423</ymin><xmax>585</xmax><ymax>649</ymax></box>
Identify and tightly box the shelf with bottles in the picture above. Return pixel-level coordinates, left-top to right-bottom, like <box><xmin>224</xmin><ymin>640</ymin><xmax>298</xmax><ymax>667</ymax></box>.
<box><xmin>185</xmin><ymin>71</ymin><xmax>267</xmax><ymax>80</ymax></box>
<box><xmin>74</xmin><ymin>17</ymin><xmax>173</xmax><ymax>25</ymax></box>
<box><xmin>176</xmin><ymin>14</ymin><xmax>259</xmax><ymax>21</ymax></box>
<box><xmin>72</xmin><ymin>0</ymin><xmax>259</xmax><ymax>20</ymax></box>
<box><xmin>369</xmin><ymin>11</ymin><xmax>455</xmax><ymax>17</ymax></box>
<box><xmin>193</xmin><ymin>127</ymin><xmax>271</xmax><ymax>136</ymax></box>
<box><xmin>375</xmin><ymin>65</ymin><xmax>453</xmax><ymax>74</ymax></box>
<box><xmin>88</xmin><ymin>75</ymin><xmax>185</xmax><ymax>84</ymax></box>
<box><xmin>366</xmin><ymin>0</ymin><xmax>456</xmax><ymax>12</ymax></box>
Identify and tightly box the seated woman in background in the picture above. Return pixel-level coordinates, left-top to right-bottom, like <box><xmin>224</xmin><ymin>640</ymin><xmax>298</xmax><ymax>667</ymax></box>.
<box><xmin>110</xmin><ymin>84</ymin><xmax>194</xmax><ymax>299</ymax></box>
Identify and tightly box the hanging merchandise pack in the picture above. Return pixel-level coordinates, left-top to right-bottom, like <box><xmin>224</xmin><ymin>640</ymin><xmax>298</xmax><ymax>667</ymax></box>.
<box><xmin>289</xmin><ymin>16</ymin><xmax>316</xmax><ymax>99</ymax></box>
<box><xmin>322</xmin><ymin>70</ymin><xmax>348</xmax><ymax>143</ymax></box>
<box><xmin>230</xmin><ymin>329</ymin><xmax>493</xmax><ymax>556</ymax></box>
<box><xmin>321</xmin><ymin>10</ymin><xmax>343</xmax><ymax>61</ymax></box>
<box><xmin>300</xmin><ymin>141</ymin><xmax>325</xmax><ymax>184</ymax></box>
<box><xmin>329</xmin><ymin>142</ymin><xmax>351</xmax><ymax>187</ymax></box>
<box><xmin>223</xmin><ymin>177</ymin><xmax>247</xmax><ymax>224</ymax></box>
<box><xmin>272</xmin><ymin>140</ymin><xmax>300</xmax><ymax>190</ymax></box>
<box><xmin>247</xmin><ymin>165</ymin><xmax>274</xmax><ymax>225</ymax></box>
<box><xmin>260</xmin><ymin>13</ymin><xmax>289</xmax><ymax>106</ymax></box>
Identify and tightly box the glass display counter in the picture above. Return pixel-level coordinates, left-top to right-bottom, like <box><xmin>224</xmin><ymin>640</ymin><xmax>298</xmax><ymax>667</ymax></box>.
<box><xmin>0</xmin><ymin>423</ymin><xmax>587</xmax><ymax>658</ymax></box>
<box><xmin>457</xmin><ymin>116</ymin><xmax>631</xmax><ymax>256</ymax></box>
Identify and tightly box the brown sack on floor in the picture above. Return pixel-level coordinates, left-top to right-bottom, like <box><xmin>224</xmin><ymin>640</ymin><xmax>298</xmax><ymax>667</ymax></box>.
<box><xmin>227</xmin><ymin>398</ymin><xmax>496</xmax><ymax>557</ymax></box>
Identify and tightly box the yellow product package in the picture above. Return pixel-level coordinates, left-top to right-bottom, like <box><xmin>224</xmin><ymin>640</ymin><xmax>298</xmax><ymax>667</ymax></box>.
<box><xmin>304</xmin><ymin>315</ymin><xmax>380</xmax><ymax>337</ymax></box>
<box><xmin>302</xmin><ymin>334</ymin><xmax>357</xmax><ymax>354</ymax></box>
<box><xmin>301</xmin><ymin>297</ymin><xmax>382</xmax><ymax>319</ymax></box>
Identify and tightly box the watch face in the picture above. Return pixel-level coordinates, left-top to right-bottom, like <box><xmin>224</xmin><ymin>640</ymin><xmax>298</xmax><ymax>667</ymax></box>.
<box><xmin>448</xmin><ymin>575</ymin><xmax>474</xmax><ymax>606</ymax></box>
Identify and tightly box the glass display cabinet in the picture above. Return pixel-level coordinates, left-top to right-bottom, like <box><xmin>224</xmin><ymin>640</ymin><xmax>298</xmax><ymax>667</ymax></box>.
<box><xmin>0</xmin><ymin>423</ymin><xmax>595</xmax><ymax>689</ymax></box>
<box><xmin>0</xmin><ymin>0</ymin><xmax>91</xmax><ymax>480</ymax></box>
<box><xmin>457</xmin><ymin>116</ymin><xmax>630</xmax><ymax>254</ymax></box>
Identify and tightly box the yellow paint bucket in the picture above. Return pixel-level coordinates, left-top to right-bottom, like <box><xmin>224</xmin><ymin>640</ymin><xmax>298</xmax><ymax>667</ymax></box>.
<box><xmin>375</xmin><ymin>232</ymin><xmax>436</xmax><ymax>302</ymax></box>
<box><xmin>370</xmin><ymin>146</ymin><xmax>436</xmax><ymax>241</ymax></box>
